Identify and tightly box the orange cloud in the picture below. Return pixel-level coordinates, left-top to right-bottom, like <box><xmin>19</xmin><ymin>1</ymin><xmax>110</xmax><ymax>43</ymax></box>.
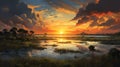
<box><xmin>46</xmin><ymin>0</ymin><xmax>77</xmax><ymax>14</ymax></box>
<box><xmin>54</xmin><ymin>7</ymin><xmax>76</xmax><ymax>14</ymax></box>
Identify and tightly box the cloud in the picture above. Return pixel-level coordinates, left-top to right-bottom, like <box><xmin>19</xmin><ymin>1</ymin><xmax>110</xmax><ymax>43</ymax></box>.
<box><xmin>0</xmin><ymin>0</ymin><xmax>46</xmax><ymax>32</ymax></box>
<box><xmin>0</xmin><ymin>0</ymin><xmax>33</xmax><ymax>25</ymax></box>
<box><xmin>0</xmin><ymin>21</ymin><xmax>11</xmax><ymax>30</ymax></box>
<box><xmin>27</xmin><ymin>4</ymin><xmax>40</xmax><ymax>13</ymax></box>
<box><xmin>45</xmin><ymin>0</ymin><xmax>99</xmax><ymax>14</ymax></box>
<box><xmin>86</xmin><ymin>0</ymin><xmax>120</xmax><ymax>13</ymax></box>
<box><xmin>76</xmin><ymin>16</ymin><xmax>91</xmax><ymax>26</ymax></box>
<box><xmin>99</xmin><ymin>19</ymin><xmax>115</xmax><ymax>26</ymax></box>
<box><xmin>73</xmin><ymin>0</ymin><xmax>120</xmax><ymax>20</ymax></box>
<box><xmin>45</xmin><ymin>0</ymin><xmax>78</xmax><ymax>14</ymax></box>
<box><xmin>54</xmin><ymin>7</ymin><xmax>76</xmax><ymax>14</ymax></box>
<box><xmin>73</xmin><ymin>0</ymin><xmax>120</xmax><ymax>33</ymax></box>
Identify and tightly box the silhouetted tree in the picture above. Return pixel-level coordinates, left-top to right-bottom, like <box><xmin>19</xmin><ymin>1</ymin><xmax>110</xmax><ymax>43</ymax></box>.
<box><xmin>17</xmin><ymin>28</ymin><xmax>31</xmax><ymax>40</ymax></box>
<box><xmin>0</xmin><ymin>31</ymin><xmax>3</xmax><ymax>39</ymax></box>
<box><xmin>0</xmin><ymin>31</ymin><xmax>3</xmax><ymax>35</ymax></box>
<box><xmin>18</xmin><ymin>29</ymin><xmax>25</xmax><ymax>34</ymax></box>
<box><xmin>0</xmin><ymin>27</ymin><xmax>35</xmax><ymax>40</ymax></box>
<box><xmin>24</xmin><ymin>30</ymin><xmax>28</xmax><ymax>36</ymax></box>
<box><xmin>30</xmin><ymin>31</ymin><xmax>34</xmax><ymax>35</ymax></box>
<box><xmin>18</xmin><ymin>29</ymin><xmax>28</xmax><ymax>35</ymax></box>
<box><xmin>2</xmin><ymin>29</ymin><xmax>8</xmax><ymax>34</ymax></box>
<box><xmin>10</xmin><ymin>27</ymin><xmax>18</xmax><ymax>38</ymax></box>
<box><xmin>17</xmin><ymin>28</ymin><xmax>28</xmax><ymax>39</ymax></box>
<box><xmin>2</xmin><ymin>29</ymin><xmax>10</xmax><ymax>39</ymax></box>
<box><xmin>43</xmin><ymin>33</ymin><xmax>47</xmax><ymax>38</ymax></box>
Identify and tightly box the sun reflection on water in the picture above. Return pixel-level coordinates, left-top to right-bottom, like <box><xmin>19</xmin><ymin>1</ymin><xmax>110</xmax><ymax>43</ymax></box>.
<box><xmin>59</xmin><ymin>38</ymin><xmax>64</xmax><ymax>42</ymax></box>
<box><xmin>57</xmin><ymin>38</ymin><xmax>67</xmax><ymax>42</ymax></box>
<box><xmin>56</xmin><ymin>38</ymin><xmax>79</xmax><ymax>50</ymax></box>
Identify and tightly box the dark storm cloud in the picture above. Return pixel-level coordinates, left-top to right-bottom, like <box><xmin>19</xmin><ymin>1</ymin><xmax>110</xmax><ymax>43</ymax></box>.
<box><xmin>99</xmin><ymin>19</ymin><xmax>115</xmax><ymax>26</ymax></box>
<box><xmin>76</xmin><ymin>16</ymin><xmax>90</xmax><ymax>26</ymax></box>
<box><xmin>108</xmin><ymin>24</ymin><xmax>120</xmax><ymax>30</ymax></box>
<box><xmin>89</xmin><ymin>16</ymin><xmax>98</xmax><ymax>27</ymax></box>
<box><xmin>73</xmin><ymin>0</ymin><xmax>120</xmax><ymax>20</ymax></box>
<box><xmin>72</xmin><ymin>0</ymin><xmax>120</xmax><ymax>33</ymax></box>
<box><xmin>0</xmin><ymin>0</ymin><xmax>36</xmax><ymax>29</ymax></box>
<box><xmin>76</xmin><ymin>15</ymin><xmax>99</xmax><ymax>26</ymax></box>
<box><xmin>86</xmin><ymin>0</ymin><xmax>120</xmax><ymax>13</ymax></box>
<box><xmin>72</xmin><ymin>8</ymin><xmax>88</xmax><ymax>20</ymax></box>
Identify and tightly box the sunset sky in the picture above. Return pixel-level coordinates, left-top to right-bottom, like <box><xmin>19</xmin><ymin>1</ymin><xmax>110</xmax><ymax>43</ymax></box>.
<box><xmin>0</xmin><ymin>0</ymin><xmax>120</xmax><ymax>34</ymax></box>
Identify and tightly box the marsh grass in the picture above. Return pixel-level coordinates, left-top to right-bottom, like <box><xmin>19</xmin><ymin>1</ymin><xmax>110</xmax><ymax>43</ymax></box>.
<box><xmin>0</xmin><ymin>55</ymin><xmax>120</xmax><ymax>67</ymax></box>
<box><xmin>0</xmin><ymin>39</ymin><xmax>44</xmax><ymax>51</ymax></box>
<box><xmin>54</xmin><ymin>48</ymin><xmax>82</xmax><ymax>54</ymax></box>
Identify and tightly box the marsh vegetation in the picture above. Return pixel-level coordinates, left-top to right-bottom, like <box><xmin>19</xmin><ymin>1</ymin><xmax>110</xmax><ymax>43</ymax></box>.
<box><xmin>0</xmin><ymin>27</ymin><xmax>120</xmax><ymax>67</ymax></box>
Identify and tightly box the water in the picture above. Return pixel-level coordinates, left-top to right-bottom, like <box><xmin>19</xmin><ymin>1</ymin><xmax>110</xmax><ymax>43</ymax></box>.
<box><xmin>36</xmin><ymin>34</ymin><xmax>109</xmax><ymax>38</ymax></box>
<box><xmin>30</xmin><ymin>34</ymin><xmax>120</xmax><ymax>59</ymax></box>
<box><xmin>0</xmin><ymin>34</ymin><xmax>120</xmax><ymax>60</ymax></box>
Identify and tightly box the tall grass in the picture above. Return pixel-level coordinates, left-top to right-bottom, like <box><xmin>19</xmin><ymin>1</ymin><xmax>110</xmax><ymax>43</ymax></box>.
<box><xmin>0</xmin><ymin>39</ymin><xmax>45</xmax><ymax>51</ymax></box>
<box><xmin>0</xmin><ymin>55</ymin><xmax>120</xmax><ymax>67</ymax></box>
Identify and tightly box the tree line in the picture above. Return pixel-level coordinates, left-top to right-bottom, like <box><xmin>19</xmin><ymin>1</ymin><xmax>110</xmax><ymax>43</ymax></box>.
<box><xmin>0</xmin><ymin>27</ymin><xmax>34</xmax><ymax>40</ymax></box>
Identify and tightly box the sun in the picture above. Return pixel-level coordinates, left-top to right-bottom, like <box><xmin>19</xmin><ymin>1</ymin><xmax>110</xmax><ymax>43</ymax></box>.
<box><xmin>59</xmin><ymin>30</ymin><xmax>65</xmax><ymax>34</ymax></box>
<box><xmin>59</xmin><ymin>31</ymin><xmax>64</xmax><ymax>34</ymax></box>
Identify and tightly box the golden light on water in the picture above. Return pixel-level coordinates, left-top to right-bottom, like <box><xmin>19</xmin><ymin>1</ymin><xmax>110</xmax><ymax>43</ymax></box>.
<box><xmin>58</xmin><ymin>38</ymin><xmax>64</xmax><ymax>42</ymax></box>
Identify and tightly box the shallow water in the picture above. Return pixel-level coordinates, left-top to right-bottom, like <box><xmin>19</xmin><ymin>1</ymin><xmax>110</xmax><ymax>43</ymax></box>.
<box><xmin>0</xmin><ymin>35</ymin><xmax>120</xmax><ymax>60</ymax></box>
<box><xmin>29</xmin><ymin>35</ymin><xmax>120</xmax><ymax>59</ymax></box>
